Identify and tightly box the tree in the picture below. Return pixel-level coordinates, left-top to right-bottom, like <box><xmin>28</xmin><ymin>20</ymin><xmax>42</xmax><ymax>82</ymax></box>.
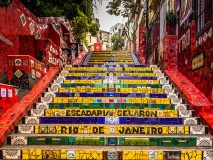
<box><xmin>70</xmin><ymin>9</ymin><xmax>90</xmax><ymax>43</ymax></box>
<box><xmin>111</xmin><ymin>33</ymin><xmax>123</xmax><ymax>50</ymax></box>
<box><xmin>21</xmin><ymin>0</ymin><xmax>102</xmax><ymax>21</ymax></box>
<box><xmin>89</xmin><ymin>23</ymin><xmax>99</xmax><ymax>36</ymax></box>
<box><xmin>106</xmin><ymin>0</ymin><xmax>135</xmax><ymax>17</ymax></box>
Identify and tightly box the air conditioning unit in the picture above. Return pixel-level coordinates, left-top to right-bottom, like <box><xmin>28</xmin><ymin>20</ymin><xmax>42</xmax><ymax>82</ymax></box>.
<box><xmin>0</xmin><ymin>0</ymin><xmax>12</xmax><ymax>7</ymax></box>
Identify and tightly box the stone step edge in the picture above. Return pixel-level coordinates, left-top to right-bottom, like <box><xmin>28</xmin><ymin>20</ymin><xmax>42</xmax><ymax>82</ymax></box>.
<box><xmin>15</xmin><ymin>125</ymin><xmax>208</xmax><ymax>135</ymax></box>
<box><xmin>6</xmin><ymin>135</ymin><xmax>213</xmax><ymax>147</ymax></box>
<box><xmin>28</xmin><ymin>109</ymin><xmax>195</xmax><ymax>118</ymax></box>
<box><xmin>1</xmin><ymin>145</ymin><xmax>213</xmax><ymax>150</ymax></box>
<box><xmin>9</xmin><ymin>133</ymin><xmax>212</xmax><ymax>137</ymax></box>
<box><xmin>34</xmin><ymin>102</ymin><xmax>190</xmax><ymax>110</ymax></box>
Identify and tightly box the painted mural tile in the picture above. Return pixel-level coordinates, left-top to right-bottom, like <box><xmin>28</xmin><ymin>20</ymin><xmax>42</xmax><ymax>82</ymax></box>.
<box><xmin>181</xmin><ymin>150</ymin><xmax>202</xmax><ymax>160</ymax></box>
<box><xmin>42</xmin><ymin>150</ymin><xmax>61</xmax><ymax>159</ymax></box>
<box><xmin>104</xmin><ymin>117</ymin><xmax>120</xmax><ymax>124</ymax></box>
<box><xmin>67</xmin><ymin>150</ymin><xmax>75</xmax><ymax>159</ymax></box>
<box><xmin>8</xmin><ymin>61</ymin><xmax>14</xmax><ymax>66</ymax></box>
<box><xmin>30</xmin><ymin>109</ymin><xmax>44</xmax><ymax>116</ymax></box>
<box><xmin>163</xmin><ymin>151</ymin><xmax>181</xmax><ymax>160</ymax></box>
<box><xmin>203</xmin><ymin>151</ymin><xmax>213</xmax><ymax>160</ymax></box>
<box><xmin>123</xmin><ymin>150</ymin><xmax>149</xmax><ymax>160</ymax></box>
<box><xmin>2</xmin><ymin>150</ymin><xmax>21</xmax><ymax>159</ymax></box>
<box><xmin>22</xmin><ymin>149</ymin><xmax>42</xmax><ymax>159</ymax></box>
<box><xmin>179</xmin><ymin>110</ymin><xmax>193</xmax><ymax>117</ymax></box>
<box><xmin>190</xmin><ymin>126</ymin><xmax>207</xmax><ymax>134</ymax></box>
<box><xmin>11</xmin><ymin>136</ymin><xmax>27</xmax><ymax>145</ymax></box>
<box><xmin>34</xmin><ymin>103</ymin><xmax>47</xmax><ymax>110</ymax></box>
<box><xmin>108</xmin><ymin>151</ymin><xmax>117</xmax><ymax>160</ymax></box>
<box><xmin>76</xmin><ymin>150</ymin><xmax>103</xmax><ymax>160</ymax></box>
<box><xmin>183</xmin><ymin>117</ymin><xmax>198</xmax><ymax>125</ymax></box>
<box><xmin>108</xmin><ymin>138</ymin><xmax>117</xmax><ymax>146</ymax></box>
<box><xmin>18</xmin><ymin>125</ymin><xmax>34</xmax><ymax>133</ymax></box>
<box><xmin>24</xmin><ymin>116</ymin><xmax>40</xmax><ymax>124</ymax></box>
<box><xmin>196</xmin><ymin>137</ymin><xmax>212</xmax><ymax>147</ymax></box>
<box><xmin>149</xmin><ymin>151</ymin><xmax>158</xmax><ymax>160</ymax></box>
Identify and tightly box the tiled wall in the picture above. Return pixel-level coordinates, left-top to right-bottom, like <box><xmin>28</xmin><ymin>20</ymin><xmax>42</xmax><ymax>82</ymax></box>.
<box><xmin>0</xmin><ymin>0</ymin><xmax>71</xmax><ymax>76</ymax></box>
<box><xmin>177</xmin><ymin>19</ymin><xmax>213</xmax><ymax>103</ymax></box>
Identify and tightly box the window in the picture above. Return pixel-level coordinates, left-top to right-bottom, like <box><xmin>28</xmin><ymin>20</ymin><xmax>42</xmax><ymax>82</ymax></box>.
<box><xmin>194</xmin><ymin>0</ymin><xmax>212</xmax><ymax>32</ymax></box>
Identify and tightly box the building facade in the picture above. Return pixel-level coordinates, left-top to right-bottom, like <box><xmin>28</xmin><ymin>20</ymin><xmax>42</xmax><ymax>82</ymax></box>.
<box><xmin>127</xmin><ymin>0</ymin><xmax>213</xmax><ymax>102</ymax></box>
<box><xmin>99</xmin><ymin>30</ymin><xmax>110</xmax><ymax>47</ymax></box>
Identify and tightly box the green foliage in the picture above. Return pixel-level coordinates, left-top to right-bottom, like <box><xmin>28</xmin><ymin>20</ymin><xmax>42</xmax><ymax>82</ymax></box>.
<box><xmin>20</xmin><ymin>0</ymin><xmax>103</xmax><ymax>43</ymax></box>
<box><xmin>70</xmin><ymin>10</ymin><xmax>90</xmax><ymax>43</ymax></box>
<box><xmin>20</xmin><ymin>0</ymin><xmax>101</xmax><ymax>21</ymax></box>
<box><xmin>131</xmin><ymin>31</ymin><xmax>136</xmax><ymax>40</ymax></box>
<box><xmin>106</xmin><ymin>0</ymin><xmax>135</xmax><ymax>17</ymax></box>
<box><xmin>111</xmin><ymin>33</ymin><xmax>123</xmax><ymax>50</ymax></box>
<box><xmin>166</xmin><ymin>10</ymin><xmax>178</xmax><ymax>25</ymax></box>
<box><xmin>89</xmin><ymin>23</ymin><xmax>99</xmax><ymax>36</ymax></box>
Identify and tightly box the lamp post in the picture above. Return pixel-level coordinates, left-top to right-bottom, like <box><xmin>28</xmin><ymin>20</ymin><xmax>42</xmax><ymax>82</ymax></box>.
<box><xmin>145</xmin><ymin>0</ymin><xmax>149</xmax><ymax>64</ymax></box>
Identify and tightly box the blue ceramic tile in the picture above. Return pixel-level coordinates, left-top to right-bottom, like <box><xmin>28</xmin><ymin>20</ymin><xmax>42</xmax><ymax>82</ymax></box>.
<box><xmin>39</xmin><ymin>117</ymin><xmax>184</xmax><ymax>125</ymax></box>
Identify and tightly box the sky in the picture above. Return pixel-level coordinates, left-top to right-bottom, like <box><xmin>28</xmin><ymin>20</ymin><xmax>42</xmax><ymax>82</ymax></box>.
<box><xmin>94</xmin><ymin>0</ymin><xmax>126</xmax><ymax>32</ymax></box>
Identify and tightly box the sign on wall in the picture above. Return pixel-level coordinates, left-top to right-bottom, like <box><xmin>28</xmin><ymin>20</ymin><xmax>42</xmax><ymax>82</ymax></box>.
<box><xmin>191</xmin><ymin>52</ymin><xmax>205</xmax><ymax>71</ymax></box>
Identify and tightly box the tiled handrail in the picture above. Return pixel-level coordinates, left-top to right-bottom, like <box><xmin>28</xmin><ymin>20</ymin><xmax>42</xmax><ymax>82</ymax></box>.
<box><xmin>130</xmin><ymin>51</ymin><xmax>141</xmax><ymax>65</ymax></box>
<box><xmin>0</xmin><ymin>67</ymin><xmax>59</xmax><ymax>147</ymax></box>
<box><xmin>165</xmin><ymin>69</ymin><xmax>213</xmax><ymax>116</ymax></box>
<box><xmin>81</xmin><ymin>51</ymin><xmax>93</xmax><ymax>65</ymax></box>
<box><xmin>73</xmin><ymin>51</ymin><xmax>88</xmax><ymax>65</ymax></box>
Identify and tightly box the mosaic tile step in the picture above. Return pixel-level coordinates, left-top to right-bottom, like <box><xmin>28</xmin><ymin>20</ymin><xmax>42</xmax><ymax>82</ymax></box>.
<box><xmin>54</xmin><ymin>92</ymin><xmax>168</xmax><ymax>98</ymax></box>
<box><xmin>35</xmin><ymin>103</ymin><xmax>188</xmax><ymax>110</ymax></box>
<box><xmin>88</xmin><ymin>62</ymin><xmax>136</xmax><ymax>64</ymax></box>
<box><xmin>67</xmin><ymin>70</ymin><xmax>154</xmax><ymax>73</ymax></box>
<box><xmin>21</xmin><ymin>116</ymin><xmax>200</xmax><ymax>125</ymax></box>
<box><xmin>7</xmin><ymin>134</ymin><xmax>212</xmax><ymax>147</ymax></box>
<box><xmin>60</xmin><ymin>83</ymin><xmax>163</xmax><ymax>88</ymax></box>
<box><xmin>72</xmin><ymin>51</ymin><xmax>88</xmax><ymax>65</ymax></box>
<box><xmin>15</xmin><ymin>124</ymin><xmax>207</xmax><ymax>135</ymax></box>
<box><xmin>65</xmin><ymin>76</ymin><xmax>158</xmax><ymax>80</ymax></box>
<box><xmin>29</xmin><ymin>109</ymin><xmax>194</xmax><ymax>118</ymax></box>
<box><xmin>60</xmin><ymin>72</ymin><xmax>157</xmax><ymax>77</ymax></box>
<box><xmin>66</xmin><ymin>66</ymin><xmax>153</xmax><ymax>70</ymax></box>
<box><xmin>76</xmin><ymin>64</ymin><xmax>148</xmax><ymax>67</ymax></box>
<box><xmin>0</xmin><ymin>146</ymin><xmax>212</xmax><ymax>160</ymax></box>
<box><xmin>51</xmin><ymin>97</ymin><xmax>172</xmax><ymax>104</ymax></box>
<box><xmin>63</xmin><ymin>79</ymin><xmax>160</xmax><ymax>85</ymax></box>
<box><xmin>58</xmin><ymin>87</ymin><xmax>165</xmax><ymax>94</ymax></box>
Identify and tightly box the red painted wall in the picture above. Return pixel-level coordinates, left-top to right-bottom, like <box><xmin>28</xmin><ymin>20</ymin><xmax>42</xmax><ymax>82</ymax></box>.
<box><xmin>164</xmin><ymin>35</ymin><xmax>178</xmax><ymax>70</ymax></box>
<box><xmin>178</xmin><ymin>18</ymin><xmax>213</xmax><ymax>103</ymax></box>
<box><xmin>138</xmin><ymin>26</ymin><xmax>146</xmax><ymax>64</ymax></box>
<box><xmin>0</xmin><ymin>0</ymin><xmax>71</xmax><ymax>76</ymax></box>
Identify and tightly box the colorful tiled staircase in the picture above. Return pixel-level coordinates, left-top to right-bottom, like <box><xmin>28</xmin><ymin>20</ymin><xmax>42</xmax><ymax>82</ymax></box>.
<box><xmin>0</xmin><ymin>51</ymin><xmax>213</xmax><ymax>159</ymax></box>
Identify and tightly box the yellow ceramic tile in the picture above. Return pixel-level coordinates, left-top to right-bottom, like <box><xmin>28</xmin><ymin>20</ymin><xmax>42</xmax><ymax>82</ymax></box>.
<box><xmin>76</xmin><ymin>150</ymin><xmax>102</xmax><ymax>160</ymax></box>
<box><xmin>22</xmin><ymin>149</ymin><xmax>42</xmax><ymax>159</ymax></box>
<box><xmin>42</xmin><ymin>150</ymin><xmax>61</xmax><ymax>159</ymax></box>
<box><xmin>184</xmin><ymin>126</ymin><xmax>190</xmax><ymax>134</ymax></box>
<box><xmin>158</xmin><ymin>151</ymin><xmax>164</xmax><ymax>160</ymax></box>
<box><xmin>181</xmin><ymin>150</ymin><xmax>202</xmax><ymax>160</ymax></box>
